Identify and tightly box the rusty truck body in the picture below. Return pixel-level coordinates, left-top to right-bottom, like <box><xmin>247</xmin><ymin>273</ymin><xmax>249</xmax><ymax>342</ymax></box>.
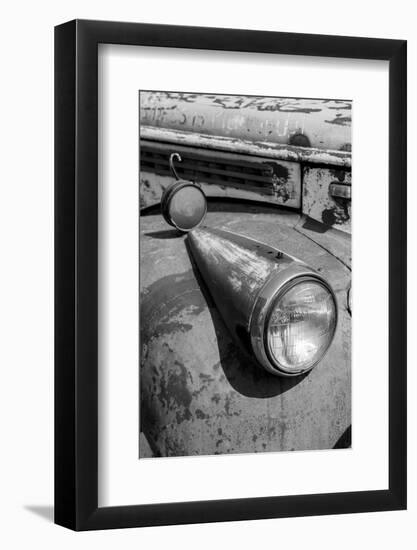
<box><xmin>139</xmin><ymin>92</ymin><xmax>352</xmax><ymax>458</ymax></box>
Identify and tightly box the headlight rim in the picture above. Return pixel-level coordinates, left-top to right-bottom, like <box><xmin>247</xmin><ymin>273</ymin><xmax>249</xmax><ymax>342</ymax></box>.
<box><xmin>249</xmin><ymin>267</ymin><xmax>338</xmax><ymax>377</ymax></box>
<box><xmin>264</xmin><ymin>275</ymin><xmax>337</xmax><ymax>375</ymax></box>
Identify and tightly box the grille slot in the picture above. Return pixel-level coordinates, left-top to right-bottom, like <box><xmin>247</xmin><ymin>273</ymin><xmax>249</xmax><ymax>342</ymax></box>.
<box><xmin>141</xmin><ymin>143</ymin><xmax>298</xmax><ymax>199</ymax></box>
<box><xmin>139</xmin><ymin>140</ymin><xmax>301</xmax><ymax>209</ymax></box>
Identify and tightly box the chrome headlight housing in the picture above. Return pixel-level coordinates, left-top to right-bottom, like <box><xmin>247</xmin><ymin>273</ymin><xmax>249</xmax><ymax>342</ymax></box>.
<box><xmin>188</xmin><ymin>227</ymin><xmax>338</xmax><ymax>377</ymax></box>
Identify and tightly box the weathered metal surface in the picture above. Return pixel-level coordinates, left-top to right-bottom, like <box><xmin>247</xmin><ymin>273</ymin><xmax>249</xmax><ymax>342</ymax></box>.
<box><xmin>140</xmin><ymin>92</ymin><xmax>352</xmax><ymax>152</ymax></box>
<box><xmin>186</xmin><ymin>227</ymin><xmax>294</xmax><ymax>356</ymax></box>
<box><xmin>140</xmin><ymin>141</ymin><xmax>301</xmax><ymax>209</ymax></box>
<box><xmin>295</xmin><ymin>215</ymin><xmax>352</xmax><ymax>268</ymax></box>
<box><xmin>302</xmin><ymin>168</ymin><xmax>351</xmax><ymax>234</ymax></box>
<box><xmin>140</xmin><ymin>126</ymin><xmax>352</xmax><ymax>168</ymax></box>
<box><xmin>140</xmin><ymin>205</ymin><xmax>351</xmax><ymax>457</ymax></box>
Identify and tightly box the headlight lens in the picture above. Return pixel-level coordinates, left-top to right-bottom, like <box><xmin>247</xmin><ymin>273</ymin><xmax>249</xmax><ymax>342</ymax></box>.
<box><xmin>167</xmin><ymin>184</ymin><xmax>206</xmax><ymax>231</ymax></box>
<box><xmin>265</xmin><ymin>279</ymin><xmax>337</xmax><ymax>374</ymax></box>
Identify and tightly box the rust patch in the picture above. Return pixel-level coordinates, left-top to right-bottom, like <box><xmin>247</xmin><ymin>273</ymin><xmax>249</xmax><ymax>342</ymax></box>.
<box><xmin>322</xmin><ymin>204</ymin><xmax>350</xmax><ymax>226</ymax></box>
<box><xmin>191</xmin><ymin>371</ymin><xmax>217</xmax><ymax>399</ymax></box>
<box><xmin>289</xmin><ymin>133</ymin><xmax>311</xmax><ymax>147</ymax></box>
<box><xmin>175</xmin><ymin>409</ymin><xmax>192</xmax><ymax>424</ymax></box>
<box><xmin>261</xmin><ymin>161</ymin><xmax>292</xmax><ymax>202</ymax></box>
<box><xmin>156</xmin><ymin>360</ymin><xmax>193</xmax><ymax>422</ymax></box>
<box><xmin>328</xmin><ymin>102</ymin><xmax>352</xmax><ymax>110</ymax></box>
<box><xmin>210</xmin><ymin>96</ymin><xmax>323</xmax><ymax>113</ymax></box>
<box><xmin>140</xmin><ymin>270</ymin><xmax>206</xmax><ymax>343</ymax></box>
<box><xmin>224</xmin><ymin>394</ymin><xmax>240</xmax><ymax>417</ymax></box>
<box><xmin>143</xmin><ymin>349</ymin><xmax>196</xmax><ymax>433</ymax></box>
<box><xmin>325</xmin><ymin>116</ymin><xmax>351</xmax><ymax>126</ymax></box>
<box><xmin>199</xmin><ymin>373</ymin><xmax>215</xmax><ymax>383</ymax></box>
<box><xmin>329</xmin><ymin>169</ymin><xmax>347</xmax><ymax>182</ymax></box>
<box><xmin>255</xmin><ymin>105</ymin><xmax>322</xmax><ymax>114</ymax></box>
<box><xmin>141</xmin><ymin>105</ymin><xmax>177</xmax><ymax>112</ymax></box>
<box><xmin>339</xmin><ymin>143</ymin><xmax>352</xmax><ymax>152</ymax></box>
<box><xmin>154</xmin><ymin>319</ymin><xmax>193</xmax><ymax>337</ymax></box>
<box><xmin>165</xmin><ymin>92</ymin><xmax>198</xmax><ymax>103</ymax></box>
<box><xmin>212</xmin><ymin>97</ymin><xmax>246</xmax><ymax>109</ymax></box>
<box><xmin>211</xmin><ymin>393</ymin><xmax>221</xmax><ymax>404</ymax></box>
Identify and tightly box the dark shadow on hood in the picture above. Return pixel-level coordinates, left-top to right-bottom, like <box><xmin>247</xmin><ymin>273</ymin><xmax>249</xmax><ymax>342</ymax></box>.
<box><xmin>185</xmin><ymin>238</ymin><xmax>308</xmax><ymax>398</ymax></box>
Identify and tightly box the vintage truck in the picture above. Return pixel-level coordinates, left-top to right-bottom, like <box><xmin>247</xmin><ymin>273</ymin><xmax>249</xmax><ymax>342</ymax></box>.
<box><xmin>139</xmin><ymin>92</ymin><xmax>351</xmax><ymax>458</ymax></box>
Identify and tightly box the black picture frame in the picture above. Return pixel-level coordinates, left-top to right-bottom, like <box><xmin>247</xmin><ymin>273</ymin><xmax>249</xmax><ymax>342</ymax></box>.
<box><xmin>55</xmin><ymin>19</ymin><xmax>407</xmax><ymax>531</ymax></box>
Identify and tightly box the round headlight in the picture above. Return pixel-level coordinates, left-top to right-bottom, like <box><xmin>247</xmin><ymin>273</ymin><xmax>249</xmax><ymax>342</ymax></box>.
<box><xmin>161</xmin><ymin>180</ymin><xmax>207</xmax><ymax>231</ymax></box>
<box><xmin>161</xmin><ymin>152</ymin><xmax>207</xmax><ymax>232</ymax></box>
<box><xmin>265</xmin><ymin>278</ymin><xmax>337</xmax><ymax>375</ymax></box>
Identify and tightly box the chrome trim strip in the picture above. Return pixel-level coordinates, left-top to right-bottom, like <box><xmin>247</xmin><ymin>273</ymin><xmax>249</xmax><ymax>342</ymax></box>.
<box><xmin>140</xmin><ymin>125</ymin><xmax>352</xmax><ymax>168</ymax></box>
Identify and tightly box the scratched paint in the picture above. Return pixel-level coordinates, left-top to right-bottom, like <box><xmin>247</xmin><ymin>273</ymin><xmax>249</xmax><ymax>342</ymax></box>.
<box><xmin>139</xmin><ymin>209</ymin><xmax>351</xmax><ymax>457</ymax></box>
<box><xmin>140</xmin><ymin>92</ymin><xmax>352</xmax><ymax>152</ymax></box>
<box><xmin>190</xmin><ymin>228</ymin><xmax>273</xmax><ymax>283</ymax></box>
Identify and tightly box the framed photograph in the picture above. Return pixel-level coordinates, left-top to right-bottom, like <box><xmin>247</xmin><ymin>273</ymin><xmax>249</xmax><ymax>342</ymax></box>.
<box><xmin>55</xmin><ymin>20</ymin><xmax>406</xmax><ymax>530</ymax></box>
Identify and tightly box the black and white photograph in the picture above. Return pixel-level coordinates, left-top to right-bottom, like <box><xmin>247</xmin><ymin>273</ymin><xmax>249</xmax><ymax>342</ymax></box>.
<box><xmin>139</xmin><ymin>91</ymin><xmax>352</xmax><ymax>458</ymax></box>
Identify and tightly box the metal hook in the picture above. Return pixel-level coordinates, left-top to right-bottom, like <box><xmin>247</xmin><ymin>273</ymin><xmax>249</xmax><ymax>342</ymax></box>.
<box><xmin>169</xmin><ymin>153</ymin><xmax>182</xmax><ymax>181</ymax></box>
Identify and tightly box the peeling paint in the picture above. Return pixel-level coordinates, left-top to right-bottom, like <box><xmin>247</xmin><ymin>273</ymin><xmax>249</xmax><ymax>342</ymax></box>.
<box><xmin>140</xmin><ymin>92</ymin><xmax>352</xmax><ymax>153</ymax></box>
<box><xmin>302</xmin><ymin>167</ymin><xmax>351</xmax><ymax>233</ymax></box>
<box><xmin>325</xmin><ymin>116</ymin><xmax>351</xmax><ymax>126</ymax></box>
<box><xmin>190</xmin><ymin>228</ymin><xmax>272</xmax><ymax>284</ymax></box>
<box><xmin>140</xmin><ymin>126</ymin><xmax>351</xmax><ymax>168</ymax></box>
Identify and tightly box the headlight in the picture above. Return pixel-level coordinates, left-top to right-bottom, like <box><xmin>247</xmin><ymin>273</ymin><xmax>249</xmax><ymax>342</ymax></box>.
<box><xmin>264</xmin><ymin>278</ymin><xmax>337</xmax><ymax>375</ymax></box>
<box><xmin>250</xmin><ymin>271</ymin><xmax>337</xmax><ymax>376</ymax></box>
<box><xmin>187</xmin><ymin>227</ymin><xmax>338</xmax><ymax>377</ymax></box>
<box><xmin>162</xmin><ymin>182</ymin><xmax>207</xmax><ymax>231</ymax></box>
<box><xmin>161</xmin><ymin>152</ymin><xmax>207</xmax><ymax>232</ymax></box>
